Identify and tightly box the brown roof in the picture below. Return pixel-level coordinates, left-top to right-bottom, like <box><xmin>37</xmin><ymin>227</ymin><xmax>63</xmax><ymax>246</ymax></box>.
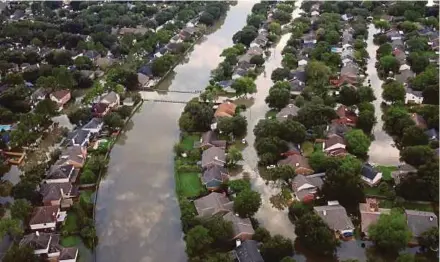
<box><xmin>359</xmin><ymin>199</ymin><xmax>391</xmax><ymax>235</ymax></box>
<box><xmin>278</xmin><ymin>155</ymin><xmax>312</xmax><ymax>171</ymax></box>
<box><xmin>324</xmin><ymin>134</ymin><xmax>346</xmax><ymax>149</ymax></box>
<box><xmin>410</xmin><ymin>113</ymin><xmax>428</xmax><ymax>129</ymax></box>
<box><xmin>29</xmin><ymin>206</ymin><xmax>59</xmax><ymax>225</ymax></box>
<box><xmin>214</xmin><ymin>102</ymin><xmax>236</xmax><ymax>118</ymax></box>
<box><xmin>51</xmin><ymin>89</ymin><xmax>70</xmax><ymax>100</ymax></box>
<box><xmin>194</xmin><ymin>192</ymin><xmax>234</xmax><ymax>217</ymax></box>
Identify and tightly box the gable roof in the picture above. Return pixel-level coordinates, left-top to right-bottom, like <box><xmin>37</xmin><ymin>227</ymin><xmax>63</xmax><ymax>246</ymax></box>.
<box><xmin>46</xmin><ymin>165</ymin><xmax>74</xmax><ymax>180</ymax></box>
<box><xmin>327</xmin><ymin>122</ymin><xmax>350</xmax><ymax>137</ymax></box>
<box><xmin>410</xmin><ymin>113</ymin><xmax>428</xmax><ymax>129</ymax></box>
<box><xmin>405</xmin><ymin>210</ymin><xmax>438</xmax><ymax>237</ymax></box>
<box><xmin>40</xmin><ymin>182</ymin><xmax>72</xmax><ymax>202</ymax></box>
<box><xmin>82</xmin><ymin>118</ymin><xmax>103</xmax><ymax>131</ymax></box>
<box><xmin>100</xmin><ymin>91</ymin><xmax>119</xmax><ymax>104</ymax></box>
<box><xmin>20</xmin><ymin>232</ymin><xmax>52</xmax><ymax>250</ymax></box>
<box><xmin>60</xmin><ymin>146</ymin><xmax>85</xmax><ymax>164</ymax></box>
<box><xmin>361</xmin><ymin>163</ymin><xmax>380</xmax><ymax>180</ymax></box>
<box><xmin>314</xmin><ymin>204</ymin><xmax>354</xmax><ymax>231</ymax></box>
<box><xmin>194</xmin><ymin>192</ymin><xmax>233</xmax><ymax>217</ymax></box>
<box><xmin>278</xmin><ymin>154</ymin><xmax>312</xmax><ymax>171</ymax></box>
<box><xmin>201</xmin><ymin>147</ymin><xmax>226</xmax><ymax>168</ymax></box>
<box><xmin>359</xmin><ymin>200</ymin><xmax>391</xmax><ymax>234</ymax></box>
<box><xmin>202</xmin><ymin>165</ymin><xmax>228</xmax><ymax>184</ymax></box>
<box><xmin>51</xmin><ymin>89</ymin><xmax>70</xmax><ymax>100</ymax></box>
<box><xmin>200</xmin><ymin>131</ymin><xmax>227</xmax><ymax>148</ymax></box>
<box><xmin>324</xmin><ymin>134</ymin><xmax>346</xmax><ymax>149</ymax></box>
<box><xmin>276</xmin><ymin>104</ymin><xmax>299</xmax><ymax>122</ymax></box>
<box><xmin>29</xmin><ymin>206</ymin><xmax>59</xmax><ymax>225</ymax></box>
<box><xmin>292</xmin><ymin>174</ymin><xmax>323</xmax><ymax>201</ymax></box>
<box><xmin>223</xmin><ymin>212</ymin><xmax>254</xmax><ymax>238</ymax></box>
<box><xmin>214</xmin><ymin>102</ymin><xmax>236</xmax><ymax>118</ymax></box>
<box><xmin>235</xmin><ymin>240</ymin><xmax>264</xmax><ymax>262</ymax></box>
<box><xmin>60</xmin><ymin>247</ymin><xmax>78</xmax><ymax>260</ymax></box>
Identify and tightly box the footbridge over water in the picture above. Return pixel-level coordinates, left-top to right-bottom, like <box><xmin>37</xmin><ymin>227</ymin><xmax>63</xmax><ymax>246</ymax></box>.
<box><xmin>139</xmin><ymin>90</ymin><xmax>198</xmax><ymax>104</ymax></box>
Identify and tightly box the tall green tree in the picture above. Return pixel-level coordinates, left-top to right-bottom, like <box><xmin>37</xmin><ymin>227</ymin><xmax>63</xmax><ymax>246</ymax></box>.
<box><xmin>345</xmin><ymin>129</ymin><xmax>371</xmax><ymax>157</ymax></box>
<box><xmin>382</xmin><ymin>81</ymin><xmax>405</xmax><ymax>104</ymax></box>
<box><xmin>233</xmin><ymin>189</ymin><xmax>262</xmax><ymax>218</ymax></box>
<box><xmin>260</xmin><ymin>235</ymin><xmax>294</xmax><ymax>262</ymax></box>
<box><xmin>231</xmin><ymin>77</ymin><xmax>257</xmax><ymax>97</ymax></box>
<box><xmin>185</xmin><ymin>225</ymin><xmax>213</xmax><ymax>258</ymax></box>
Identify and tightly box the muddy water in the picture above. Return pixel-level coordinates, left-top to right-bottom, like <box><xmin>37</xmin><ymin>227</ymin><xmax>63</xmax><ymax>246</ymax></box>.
<box><xmin>365</xmin><ymin>25</ymin><xmax>401</xmax><ymax>165</ymax></box>
<box><xmin>236</xmin><ymin>1</ymin><xmax>304</xmax><ymax>241</ymax></box>
<box><xmin>94</xmin><ymin>2</ymin><xmax>254</xmax><ymax>262</ymax></box>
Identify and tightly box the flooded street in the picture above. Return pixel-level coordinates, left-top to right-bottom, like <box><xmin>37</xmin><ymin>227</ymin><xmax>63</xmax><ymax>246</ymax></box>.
<box><xmin>237</xmin><ymin>1</ymin><xmax>303</xmax><ymax>241</ymax></box>
<box><xmin>365</xmin><ymin>25</ymin><xmax>400</xmax><ymax>165</ymax></box>
<box><xmin>94</xmin><ymin>2</ymin><xmax>254</xmax><ymax>262</ymax></box>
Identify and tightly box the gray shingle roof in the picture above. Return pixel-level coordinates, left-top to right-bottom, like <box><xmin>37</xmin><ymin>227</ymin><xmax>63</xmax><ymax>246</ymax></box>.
<box><xmin>40</xmin><ymin>182</ymin><xmax>72</xmax><ymax>201</ymax></box>
<box><xmin>202</xmin><ymin>165</ymin><xmax>228</xmax><ymax>184</ymax></box>
<box><xmin>223</xmin><ymin>212</ymin><xmax>254</xmax><ymax>238</ymax></box>
<box><xmin>20</xmin><ymin>232</ymin><xmax>51</xmax><ymax>250</ymax></box>
<box><xmin>194</xmin><ymin>192</ymin><xmax>233</xmax><ymax>217</ymax></box>
<box><xmin>276</xmin><ymin>104</ymin><xmax>299</xmax><ymax>121</ymax></box>
<box><xmin>235</xmin><ymin>240</ymin><xmax>264</xmax><ymax>262</ymax></box>
<box><xmin>405</xmin><ymin>210</ymin><xmax>438</xmax><ymax>237</ymax></box>
<box><xmin>201</xmin><ymin>147</ymin><xmax>226</xmax><ymax>169</ymax></box>
<box><xmin>29</xmin><ymin>206</ymin><xmax>59</xmax><ymax>225</ymax></box>
<box><xmin>46</xmin><ymin>165</ymin><xmax>74</xmax><ymax>180</ymax></box>
<box><xmin>60</xmin><ymin>247</ymin><xmax>78</xmax><ymax>260</ymax></box>
<box><xmin>314</xmin><ymin>204</ymin><xmax>354</xmax><ymax>231</ymax></box>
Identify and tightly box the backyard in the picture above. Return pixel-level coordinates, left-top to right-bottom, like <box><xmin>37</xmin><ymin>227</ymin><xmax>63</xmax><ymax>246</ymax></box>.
<box><xmin>178</xmin><ymin>172</ymin><xmax>204</xmax><ymax>198</ymax></box>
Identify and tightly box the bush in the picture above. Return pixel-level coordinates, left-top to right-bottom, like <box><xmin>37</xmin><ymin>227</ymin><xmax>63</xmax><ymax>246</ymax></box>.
<box><xmin>80</xmin><ymin>169</ymin><xmax>96</xmax><ymax>184</ymax></box>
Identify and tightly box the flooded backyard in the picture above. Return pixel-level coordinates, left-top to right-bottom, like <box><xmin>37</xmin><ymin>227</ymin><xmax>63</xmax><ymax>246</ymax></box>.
<box><xmin>94</xmin><ymin>2</ymin><xmax>254</xmax><ymax>262</ymax></box>
<box><xmin>365</xmin><ymin>25</ymin><xmax>401</xmax><ymax>166</ymax></box>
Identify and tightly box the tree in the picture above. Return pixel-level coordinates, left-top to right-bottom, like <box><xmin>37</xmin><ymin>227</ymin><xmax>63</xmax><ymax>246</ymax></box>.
<box><xmin>202</xmin><ymin>216</ymin><xmax>233</xmax><ymax>244</ymax></box>
<box><xmin>5</xmin><ymin>73</ymin><xmax>24</xmax><ymax>86</ymax></box>
<box><xmin>199</xmin><ymin>12</ymin><xmax>214</xmax><ymax>25</ymax></box>
<box><xmin>357</xmin><ymin>109</ymin><xmax>376</xmax><ymax>134</ymax></box>
<box><xmin>179</xmin><ymin>101</ymin><xmax>214</xmax><ymax>132</ymax></box>
<box><xmin>228</xmin><ymin>179</ymin><xmax>250</xmax><ymax>194</ymax></box>
<box><xmin>358</xmin><ymin>86</ymin><xmax>376</xmax><ymax>102</ymax></box>
<box><xmin>34</xmin><ymin>99</ymin><xmax>58</xmax><ymax>118</ymax></box>
<box><xmin>400</xmin><ymin>146</ymin><xmax>434</xmax><ymax>167</ymax></box>
<box><xmin>268</xmin><ymin>165</ymin><xmax>295</xmax><ymax>181</ymax></box>
<box><xmin>231</xmin><ymin>77</ymin><xmax>256</xmax><ymax>97</ymax></box>
<box><xmin>288</xmin><ymin>201</ymin><xmax>313</xmax><ymax>221</ymax></box>
<box><xmin>297</xmin><ymin>104</ymin><xmax>337</xmax><ymax>129</ymax></box>
<box><xmin>233</xmin><ymin>189</ymin><xmax>262</xmax><ymax>218</ymax></box>
<box><xmin>280</xmin><ymin>257</ymin><xmax>297</xmax><ymax>262</ymax></box>
<box><xmin>151</xmin><ymin>54</ymin><xmax>175</xmax><ymax>77</ymax></box>
<box><xmin>282</xmin><ymin>53</ymin><xmax>298</xmax><ymax>69</ymax></box>
<box><xmin>103</xmin><ymin>112</ymin><xmax>124</xmax><ymax>130</ymax></box>
<box><xmin>179</xmin><ymin>198</ymin><xmax>198</xmax><ymax>233</ymax></box>
<box><xmin>295</xmin><ymin>213</ymin><xmax>339</xmax><ymax>256</ymax></box>
<box><xmin>3</xmin><ymin>244</ymin><xmax>41</xmax><ymax>262</ymax></box>
<box><xmin>374</xmin><ymin>20</ymin><xmax>390</xmax><ymax>31</ymax></box>
<box><xmin>217</xmin><ymin>115</ymin><xmax>247</xmax><ymax>137</ymax></box>
<box><xmin>383</xmin><ymin>106</ymin><xmax>415</xmax><ymax>137</ymax></box>
<box><xmin>376</xmin><ymin>43</ymin><xmax>392</xmax><ymax>58</ymax></box>
<box><xmin>309</xmin><ymin>151</ymin><xmax>328</xmax><ymax>173</ymax></box>
<box><xmin>85</xmin><ymin>155</ymin><xmax>107</xmax><ymax>174</ymax></box>
<box><xmin>280</xmin><ymin>120</ymin><xmax>307</xmax><ymax>144</ymax></box>
<box><xmin>68</xmin><ymin>107</ymin><xmax>92</xmax><ymax>126</ymax></box>
<box><xmin>401</xmin><ymin>126</ymin><xmax>429</xmax><ymax>147</ymax></box>
<box><xmin>227</xmin><ymin>146</ymin><xmax>243</xmax><ymax>166</ymax></box>
<box><xmin>205</xmin><ymin>253</ymin><xmax>234</xmax><ymax>262</ymax></box>
<box><xmin>247</xmin><ymin>14</ymin><xmax>265</xmax><ymax>28</ymax></box>
<box><xmin>419</xmin><ymin>227</ymin><xmax>439</xmax><ymax>252</ymax></box>
<box><xmin>271</xmin><ymin>67</ymin><xmax>290</xmax><ymax>82</ymax></box>
<box><xmin>10</xmin><ymin>199</ymin><xmax>32</xmax><ymax>222</ymax></box>
<box><xmin>106</xmin><ymin>68</ymin><xmax>138</xmax><ymax>91</ymax></box>
<box><xmin>407</xmin><ymin>52</ymin><xmax>430</xmax><ymax>74</ymax></box>
<box><xmin>233</xmin><ymin>26</ymin><xmax>258</xmax><ymax>46</ymax></box>
<box><xmin>0</xmin><ymin>181</ymin><xmax>13</xmax><ymax>197</ymax></box>
<box><xmin>379</xmin><ymin>55</ymin><xmax>400</xmax><ymax>74</ymax></box>
<box><xmin>260</xmin><ymin>235</ymin><xmax>294</xmax><ymax>262</ymax></box>
<box><xmin>368</xmin><ymin>209</ymin><xmax>412</xmax><ymax>252</ymax></box>
<box><xmin>339</xmin><ymin>85</ymin><xmax>360</xmax><ymax>106</ymax></box>
<box><xmin>253</xmin><ymin>227</ymin><xmax>271</xmax><ymax>242</ymax></box>
<box><xmin>250</xmin><ymin>55</ymin><xmax>265</xmax><ymax>66</ymax></box>
<box><xmin>80</xmin><ymin>169</ymin><xmax>96</xmax><ymax>184</ymax></box>
<box><xmin>116</xmin><ymin>105</ymin><xmax>132</xmax><ymax>119</ymax></box>
<box><xmin>255</xmin><ymin>136</ymin><xmax>288</xmax><ymax>159</ymax></box>
<box><xmin>185</xmin><ymin>225</ymin><xmax>213</xmax><ymax>257</ymax></box>
<box><xmin>268</xmin><ymin>22</ymin><xmax>282</xmax><ymax>35</ymax></box>
<box><xmin>382</xmin><ymin>81</ymin><xmax>405</xmax><ymax>104</ymax></box>
<box><xmin>74</xmin><ymin>56</ymin><xmax>93</xmax><ymax>70</ymax></box>
<box><xmin>345</xmin><ymin>129</ymin><xmax>371</xmax><ymax>157</ymax></box>
<box><xmin>265</xmin><ymin>86</ymin><xmax>290</xmax><ymax>110</ymax></box>
<box><xmin>0</xmin><ymin>218</ymin><xmax>23</xmax><ymax>239</ymax></box>
<box><xmin>306</xmin><ymin>61</ymin><xmax>331</xmax><ymax>92</ymax></box>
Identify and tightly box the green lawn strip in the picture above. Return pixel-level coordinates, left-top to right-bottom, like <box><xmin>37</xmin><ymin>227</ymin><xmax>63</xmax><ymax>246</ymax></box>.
<box><xmin>363</xmin><ymin>186</ymin><xmax>385</xmax><ymax>196</ymax></box>
<box><xmin>62</xmin><ymin>211</ymin><xmax>80</xmax><ymax>233</ymax></box>
<box><xmin>265</xmin><ymin>109</ymin><xmax>277</xmax><ymax>119</ymax></box>
<box><xmin>379</xmin><ymin>199</ymin><xmax>434</xmax><ymax>212</ymax></box>
<box><xmin>178</xmin><ymin>172</ymin><xmax>204</xmax><ymax>197</ymax></box>
<box><xmin>80</xmin><ymin>191</ymin><xmax>94</xmax><ymax>204</ymax></box>
<box><xmin>301</xmin><ymin>141</ymin><xmax>314</xmax><ymax>156</ymax></box>
<box><xmin>376</xmin><ymin>165</ymin><xmax>397</xmax><ymax>181</ymax></box>
<box><xmin>61</xmin><ymin>235</ymin><xmax>81</xmax><ymax>247</ymax></box>
<box><xmin>313</xmin><ymin>142</ymin><xmax>323</xmax><ymax>152</ymax></box>
<box><xmin>181</xmin><ymin>135</ymin><xmax>200</xmax><ymax>151</ymax></box>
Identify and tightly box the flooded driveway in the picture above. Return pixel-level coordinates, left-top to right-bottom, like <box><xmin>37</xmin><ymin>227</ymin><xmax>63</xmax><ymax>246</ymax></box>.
<box><xmin>95</xmin><ymin>2</ymin><xmax>254</xmax><ymax>262</ymax></box>
<box><xmin>365</xmin><ymin>25</ymin><xmax>400</xmax><ymax>165</ymax></box>
<box><xmin>237</xmin><ymin>1</ymin><xmax>304</xmax><ymax>241</ymax></box>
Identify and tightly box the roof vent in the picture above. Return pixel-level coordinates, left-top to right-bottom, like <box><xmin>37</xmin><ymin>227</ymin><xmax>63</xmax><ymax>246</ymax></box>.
<box><xmin>36</xmin><ymin>231</ymin><xmax>40</xmax><ymax>237</ymax></box>
<box><xmin>429</xmin><ymin>216</ymin><xmax>434</xmax><ymax>221</ymax></box>
<box><xmin>214</xmin><ymin>156</ymin><xmax>219</xmax><ymax>161</ymax></box>
<box><xmin>323</xmin><ymin>210</ymin><xmax>327</xmax><ymax>216</ymax></box>
<box><xmin>295</xmin><ymin>163</ymin><xmax>299</xmax><ymax>167</ymax></box>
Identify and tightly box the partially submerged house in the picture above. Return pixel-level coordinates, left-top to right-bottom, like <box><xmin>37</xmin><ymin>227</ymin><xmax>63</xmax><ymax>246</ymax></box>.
<box><xmin>29</xmin><ymin>206</ymin><xmax>66</xmax><ymax>231</ymax></box>
<box><xmin>202</xmin><ymin>165</ymin><xmax>229</xmax><ymax>191</ymax></box>
<box><xmin>405</xmin><ymin>87</ymin><xmax>423</xmax><ymax>104</ymax></box>
<box><xmin>314</xmin><ymin>201</ymin><xmax>355</xmax><ymax>238</ymax></box>
<box><xmin>278</xmin><ymin>154</ymin><xmax>314</xmax><ymax>175</ymax></box>
<box><xmin>292</xmin><ymin>174</ymin><xmax>324</xmax><ymax>203</ymax></box>
<box><xmin>20</xmin><ymin>233</ymin><xmax>78</xmax><ymax>261</ymax></box>
<box><xmin>223</xmin><ymin>212</ymin><xmax>255</xmax><ymax>240</ymax></box>
<box><xmin>361</xmin><ymin>163</ymin><xmax>382</xmax><ymax>186</ymax></box>
<box><xmin>201</xmin><ymin>146</ymin><xmax>226</xmax><ymax>169</ymax></box>
<box><xmin>50</xmin><ymin>90</ymin><xmax>71</xmax><ymax>110</ymax></box>
<box><xmin>194</xmin><ymin>192</ymin><xmax>234</xmax><ymax>217</ymax></box>
<box><xmin>214</xmin><ymin>102</ymin><xmax>237</xmax><ymax>118</ymax></box>
<box><xmin>234</xmin><ymin>240</ymin><xmax>264</xmax><ymax>262</ymax></box>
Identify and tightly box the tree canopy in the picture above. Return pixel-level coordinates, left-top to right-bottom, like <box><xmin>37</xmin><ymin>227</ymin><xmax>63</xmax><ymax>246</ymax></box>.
<box><xmin>233</xmin><ymin>189</ymin><xmax>262</xmax><ymax>218</ymax></box>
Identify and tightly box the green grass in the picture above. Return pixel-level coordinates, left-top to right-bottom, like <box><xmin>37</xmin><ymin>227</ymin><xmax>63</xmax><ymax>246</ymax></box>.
<box><xmin>80</xmin><ymin>190</ymin><xmax>94</xmax><ymax>204</ymax></box>
<box><xmin>178</xmin><ymin>172</ymin><xmax>204</xmax><ymax>197</ymax></box>
<box><xmin>314</xmin><ymin>142</ymin><xmax>323</xmax><ymax>152</ymax></box>
<box><xmin>376</xmin><ymin>165</ymin><xmax>397</xmax><ymax>181</ymax></box>
<box><xmin>301</xmin><ymin>141</ymin><xmax>314</xmax><ymax>156</ymax></box>
<box><xmin>363</xmin><ymin>186</ymin><xmax>384</xmax><ymax>196</ymax></box>
<box><xmin>62</xmin><ymin>211</ymin><xmax>79</xmax><ymax>233</ymax></box>
<box><xmin>61</xmin><ymin>235</ymin><xmax>81</xmax><ymax>247</ymax></box>
<box><xmin>379</xmin><ymin>200</ymin><xmax>434</xmax><ymax>212</ymax></box>
<box><xmin>265</xmin><ymin>109</ymin><xmax>277</xmax><ymax>119</ymax></box>
<box><xmin>181</xmin><ymin>135</ymin><xmax>200</xmax><ymax>151</ymax></box>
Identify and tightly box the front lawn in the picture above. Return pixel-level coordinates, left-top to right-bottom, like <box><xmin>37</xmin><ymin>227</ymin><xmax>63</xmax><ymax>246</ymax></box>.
<box><xmin>379</xmin><ymin>199</ymin><xmax>434</xmax><ymax>212</ymax></box>
<box><xmin>181</xmin><ymin>134</ymin><xmax>200</xmax><ymax>151</ymax></box>
<box><xmin>61</xmin><ymin>235</ymin><xmax>81</xmax><ymax>247</ymax></box>
<box><xmin>178</xmin><ymin>172</ymin><xmax>204</xmax><ymax>197</ymax></box>
<box><xmin>62</xmin><ymin>211</ymin><xmax>79</xmax><ymax>234</ymax></box>
<box><xmin>265</xmin><ymin>109</ymin><xmax>277</xmax><ymax>119</ymax></box>
<box><xmin>376</xmin><ymin>165</ymin><xmax>397</xmax><ymax>181</ymax></box>
<box><xmin>301</xmin><ymin>141</ymin><xmax>314</xmax><ymax>156</ymax></box>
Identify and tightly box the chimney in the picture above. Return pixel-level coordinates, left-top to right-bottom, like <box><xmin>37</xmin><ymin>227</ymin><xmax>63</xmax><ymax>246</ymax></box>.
<box><xmin>323</xmin><ymin>210</ymin><xmax>327</xmax><ymax>216</ymax></box>
<box><xmin>429</xmin><ymin>216</ymin><xmax>434</xmax><ymax>221</ymax></box>
<box><xmin>367</xmin><ymin>198</ymin><xmax>379</xmax><ymax>212</ymax></box>
<box><xmin>295</xmin><ymin>163</ymin><xmax>299</xmax><ymax>167</ymax></box>
<box><xmin>36</xmin><ymin>231</ymin><xmax>40</xmax><ymax>237</ymax></box>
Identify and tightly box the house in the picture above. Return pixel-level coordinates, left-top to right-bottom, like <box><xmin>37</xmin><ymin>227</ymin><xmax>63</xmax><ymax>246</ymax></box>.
<box><xmin>311</xmin><ymin>10</ymin><xmax>320</xmax><ymax>17</ymax></box>
<box><xmin>392</xmin><ymin>48</ymin><xmax>406</xmax><ymax>64</ymax></box>
<box><xmin>410</xmin><ymin>113</ymin><xmax>428</xmax><ymax>129</ymax></box>
<box><xmin>45</xmin><ymin>165</ymin><xmax>75</xmax><ymax>184</ymax></box>
<box><xmin>405</xmin><ymin>210</ymin><xmax>438</xmax><ymax>244</ymax></box>
<box><xmin>138</xmin><ymin>64</ymin><xmax>153</xmax><ymax>78</ymax></box>
<box><xmin>50</xmin><ymin>90</ymin><xmax>71</xmax><ymax>109</ymax></box>
<box><xmin>92</xmin><ymin>103</ymin><xmax>111</xmax><ymax>117</ymax></box>
<box><xmin>123</xmin><ymin>97</ymin><xmax>135</xmax><ymax>106</ymax></box>
<box><xmin>31</xmin><ymin>88</ymin><xmax>48</xmax><ymax>104</ymax></box>
<box><xmin>391</xmin><ymin>39</ymin><xmax>405</xmax><ymax>50</ymax></box>
<box><xmin>214</xmin><ymin>102</ymin><xmax>237</xmax><ymax>118</ymax></box>
<box><xmin>399</xmin><ymin>64</ymin><xmax>411</xmax><ymax>72</ymax></box>
<box><xmin>167</xmin><ymin>42</ymin><xmax>184</xmax><ymax>54</ymax></box>
<box><xmin>99</xmin><ymin>91</ymin><xmax>120</xmax><ymax>108</ymax></box>
<box><xmin>80</xmin><ymin>70</ymin><xmax>95</xmax><ymax>80</ymax></box>
<box><xmin>341</xmin><ymin>48</ymin><xmax>354</xmax><ymax>64</ymax></box>
<box><xmin>29</xmin><ymin>206</ymin><xmax>66</xmax><ymax>231</ymax></box>
<box><xmin>323</xmin><ymin>134</ymin><xmax>346</xmax><ymax>154</ymax></box>
<box><xmin>314</xmin><ymin>201</ymin><xmax>355</xmax><ymax>237</ymax></box>
<box><xmin>405</xmin><ymin>87</ymin><xmax>423</xmax><ymax>104</ymax></box>
<box><xmin>84</xmin><ymin>50</ymin><xmax>100</xmax><ymax>60</ymax></box>
<box><xmin>70</xmin><ymin>129</ymin><xmax>91</xmax><ymax>147</ymax></box>
<box><xmin>234</xmin><ymin>240</ymin><xmax>264</xmax><ymax>262</ymax></box>
<box><xmin>223</xmin><ymin>212</ymin><xmax>255</xmax><ymax>240</ymax></box>
<box><xmin>281</xmin><ymin>143</ymin><xmax>301</xmax><ymax>157</ymax></box>
<box><xmin>180</xmin><ymin>27</ymin><xmax>198</xmax><ymax>40</ymax></box>
<box><xmin>276</xmin><ymin>104</ymin><xmax>299</xmax><ymax>122</ymax></box>
<box><xmin>340</xmin><ymin>62</ymin><xmax>359</xmax><ymax>83</ymax></box>
<box><xmin>95</xmin><ymin>57</ymin><xmax>114</xmax><ymax>70</ymax></box>
<box><xmin>359</xmin><ymin>198</ymin><xmax>391</xmax><ymax>237</ymax></box>
<box><xmin>137</xmin><ymin>73</ymin><xmax>150</xmax><ymax>88</ymax></box>
<box><xmin>201</xmin><ymin>147</ymin><xmax>226</xmax><ymax>169</ymax></box>
<box><xmin>248</xmin><ymin>46</ymin><xmax>264</xmax><ymax>56</ymax></box>
<box><xmin>59</xmin><ymin>247</ymin><xmax>79</xmax><ymax>262</ymax></box>
<box><xmin>386</xmin><ymin>29</ymin><xmax>402</xmax><ymax>40</ymax></box>
<box><xmin>202</xmin><ymin>165</ymin><xmax>229</xmax><ymax>190</ymax></box>
<box><xmin>395</xmin><ymin>69</ymin><xmax>415</xmax><ymax>85</ymax></box>
<box><xmin>278</xmin><ymin>155</ymin><xmax>314</xmax><ymax>175</ymax></box>
<box><xmin>82</xmin><ymin>118</ymin><xmax>103</xmax><ymax>133</ymax></box>
<box><xmin>20</xmin><ymin>233</ymin><xmax>78</xmax><ymax>261</ymax></box>
<box><xmin>232</xmin><ymin>68</ymin><xmax>247</xmax><ymax>79</ymax></box>
<box><xmin>425</xmin><ymin>128</ymin><xmax>439</xmax><ymax>141</ymax></box>
<box><xmin>289</xmin><ymin>68</ymin><xmax>306</xmax><ymax>82</ymax></box>
<box><xmin>20</xmin><ymin>232</ymin><xmax>52</xmax><ymax>255</ymax></box>
<box><xmin>391</xmin><ymin>164</ymin><xmax>417</xmax><ymax>185</ymax></box>
<box><xmin>58</xmin><ymin>146</ymin><xmax>87</xmax><ymax>168</ymax></box>
<box><xmin>302</xmin><ymin>33</ymin><xmax>317</xmax><ymax>44</ymax></box>
<box><xmin>197</xmin><ymin>131</ymin><xmax>227</xmax><ymax>149</ymax></box>
<box><xmin>335</xmin><ymin>105</ymin><xmax>357</xmax><ymax>126</ymax></box>
<box><xmin>342</xmin><ymin>30</ymin><xmax>354</xmax><ymax>45</ymax></box>
<box><xmin>250</xmin><ymin>34</ymin><xmax>268</xmax><ymax>47</ymax></box>
<box><xmin>170</xmin><ymin>34</ymin><xmax>182</xmax><ymax>43</ymax></box>
<box><xmin>40</xmin><ymin>182</ymin><xmax>77</xmax><ymax>207</ymax></box>
<box><xmin>361</xmin><ymin>163</ymin><xmax>382</xmax><ymax>186</ymax></box>
<box><xmin>289</xmin><ymin>78</ymin><xmax>306</xmax><ymax>96</ymax></box>
<box><xmin>292</xmin><ymin>174</ymin><xmax>324</xmax><ymax>202</ymax></box>
<box><xmin>194</xmin><ymin>192</ymin><xmax>234</xmax><ymax>217</ymax></box>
